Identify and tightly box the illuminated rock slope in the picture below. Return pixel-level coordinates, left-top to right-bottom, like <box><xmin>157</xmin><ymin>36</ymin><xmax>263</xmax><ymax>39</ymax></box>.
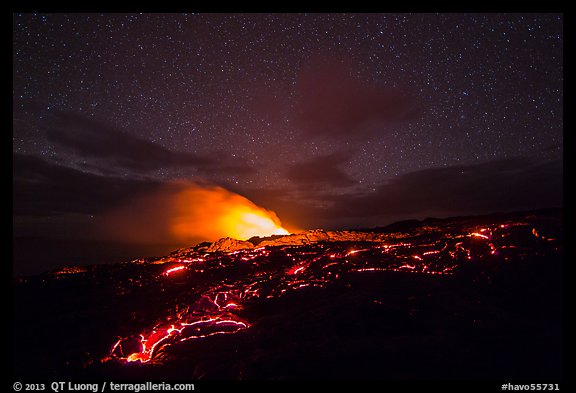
<box><xmin>13</xmin><ymin>209</ymin><xmax>563</xmax><ymax>379</ymax></box>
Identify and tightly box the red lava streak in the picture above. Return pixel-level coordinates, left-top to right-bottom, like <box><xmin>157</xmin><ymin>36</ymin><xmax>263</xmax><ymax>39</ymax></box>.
<box><xmin>163</xmin><ymin>266</ymin><xmax>186</xmax><ymax>276</ymax></box>
<box><xmin>105</xmin><ymin>219</ymin><xmax>560</xmax><ymax>364</ymax></box>
<box><xmin>112</xmin><ymin>317</ymin><xmax>250</xmax><ymax>363</ymax></box>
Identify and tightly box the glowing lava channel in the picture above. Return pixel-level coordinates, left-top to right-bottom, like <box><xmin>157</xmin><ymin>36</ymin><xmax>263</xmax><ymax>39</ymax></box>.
<box><xmin>112</xmin><ymin>317</ymin><xmax>250</xmax><ymax>363</ymax></box>
<box><xmin>105</xmin><ymin>222</ymin><xmax>558</xmax><ymax>364</ymax></box>
<box><xmin>163</xmin><ymin>266</ymin><xmax>186</xmax><ymax>276</ymax></box>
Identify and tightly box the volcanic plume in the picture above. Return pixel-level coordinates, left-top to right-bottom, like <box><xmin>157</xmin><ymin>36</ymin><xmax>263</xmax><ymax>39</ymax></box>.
<box><xmin>99</xmin><ymin>181</ymin><xmax>290</xmax><ymax>245</ymax></box>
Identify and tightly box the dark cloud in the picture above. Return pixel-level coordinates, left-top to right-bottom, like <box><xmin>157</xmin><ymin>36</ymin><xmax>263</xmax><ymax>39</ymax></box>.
<box><xmin>13</xmin><ymin>153</ymin><xmax>160</xmax><ymax>217</ymax></box>
<box><xmin>242</xmin><ymin>157</ymin><xmax>562</xmax><ymax>231</ymax></box>
<box><xmin>295</xmin><ymin>59</ymin><xmax>418</xmax><ymax>138</ymax></box>
<box><xmin>42</xmin><ymin>110</ymin><xmax>254</xmax><ymax>175</ymax></box>
<box><xmin>285</xmin><ymin>151</ymin><xmax>357</xmax><ymax>188</ymax></box>
<box><xmin>13</xmin><ymin>151</ymin><xmax>563</xmax><ymax>242</ymax></box>
<box><xmin>13</xmin><ymin>153</ymin><xmax>261</xmax><ymax>243</ymax></box>
<box><xmin>326</xmin><ymin>157</ymin><xmax>563</xmax><ymax>223</ymax></box>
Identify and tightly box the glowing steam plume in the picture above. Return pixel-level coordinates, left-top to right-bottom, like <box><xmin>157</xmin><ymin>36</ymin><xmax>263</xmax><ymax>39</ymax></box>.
<box><xmin>100</xmin><ymin>181</ymin><xmax>290</xmax><ymax>245</ymax></box>
<box><xmin>170</xmin><ymin>183</ymin><xmax>289</xmax><ymax>241</ymax></box>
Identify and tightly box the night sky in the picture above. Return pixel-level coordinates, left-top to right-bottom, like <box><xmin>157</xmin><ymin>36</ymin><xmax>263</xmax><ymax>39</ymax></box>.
<box><xmin>13</xmin><ymin>13</ymin><xmax>563</xmax><ymax>274</ymax></box>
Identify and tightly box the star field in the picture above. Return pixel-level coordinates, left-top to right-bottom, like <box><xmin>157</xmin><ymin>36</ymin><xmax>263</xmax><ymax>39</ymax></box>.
<box><xmin>13</xmin><ymin>13</ymin><xmax>563</xmax><ymax>241</ymax></box>
<box><xmin>13</xmin><ymin>13</ymin><xmax>562</xmax><ymax>186</ymax></box>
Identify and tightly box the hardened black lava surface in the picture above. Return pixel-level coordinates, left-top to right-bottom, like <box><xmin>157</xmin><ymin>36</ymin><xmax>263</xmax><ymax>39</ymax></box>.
<box><xmin>13</xmin><ymin>209</ymin><xmax>563</xmax><ymax>380</ymax></box>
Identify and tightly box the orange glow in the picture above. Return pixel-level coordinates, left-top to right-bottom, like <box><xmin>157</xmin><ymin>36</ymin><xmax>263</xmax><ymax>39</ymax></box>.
<box><xmin>171</xmin><ymin>183</ymin><xmax>290</xmax><ymax>242</ymax></box>
<box><xmin>345</xmin><ymin>249</ymin><xmax>368</xmax><ymax>257</ymax></box>
<box><xmin>469</xmin><ymin>232</ymin><xmax>489</xmax><ymax>239</ymax></box>
<box><xmin>100</xmin><ymin>181</ymin><xmax>292</xmax><ymax>245</ymax></box>
<box><xmin>288</xmin><ymin>265</ymin><xmax>306</xmax><ymax>275</ymax></box>
<box><xmin>119</xmin><ymin>317</ymin><xmax>250</xmax><ymax>363</ymax></box>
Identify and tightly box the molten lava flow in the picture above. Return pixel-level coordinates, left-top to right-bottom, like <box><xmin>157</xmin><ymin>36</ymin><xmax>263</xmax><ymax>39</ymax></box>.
<box><xmin>112</xmin><ymin>317</ymin><xmax>250</xmax><ymax>363</ymax></box>
<box><xmin>163</xmin><ymin>266</ymin><xmax>186</xmax><ymax>276</ymax></box>
<box><xmin>104</xmin><ymin>219</ymin><xmax>561</xmax><ymax>365</ymax></box>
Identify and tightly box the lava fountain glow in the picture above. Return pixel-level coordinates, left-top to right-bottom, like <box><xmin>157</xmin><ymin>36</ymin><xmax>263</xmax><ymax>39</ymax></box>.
<box><xmin>170</xmin><ymin>183</ymin><xmax>290</xmax><ymax>241</ymax></box>
<box><xmin>100</xmin><ymin>181</ymin><xmax>291</xmax><ymax>244</ymax></box>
